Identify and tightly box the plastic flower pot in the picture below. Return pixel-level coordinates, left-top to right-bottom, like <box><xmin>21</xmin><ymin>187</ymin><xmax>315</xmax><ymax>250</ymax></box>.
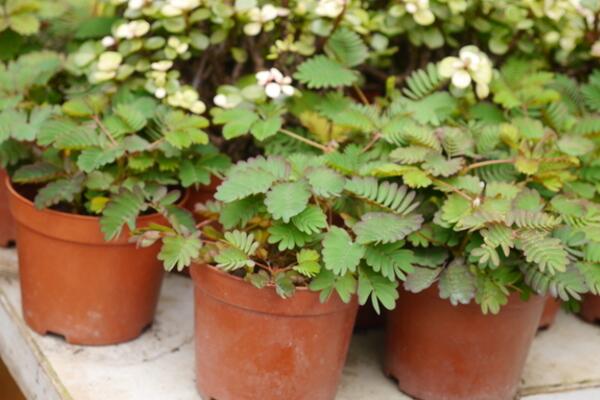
<box><xmin>384</xmin><ymin>286</ymin><xmax>545</xmax><ymax>400</ymax></box>
<box><xmin>0</xmin><ymin>170</ymin><xmax>15</xmax><ymax>247</ymax></box>
<box><xmin>7</xmin><ymin>179</ymin><xmax>179</xmax><ymax>345</ymax></box>
<box><xmin>184</xmin><ymin>176</ymin><xmax>221</xmax><ymax>218</ymax></box>
<box><xmin>190</xmin><ymin>264</ymin><xmax>358</xmax><ymax>400</ymax></box>
<box><xmin>538</xmin><ymin>297</ymin><xmax>561</xmax><ymax>330</ymax></box>
<box><xmin>579</xmin><ymin>294</ymin><xmax>600</xmax><ymax>324</ymax></box>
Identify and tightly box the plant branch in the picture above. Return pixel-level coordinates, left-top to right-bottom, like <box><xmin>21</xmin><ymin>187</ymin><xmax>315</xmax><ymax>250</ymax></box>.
<box><xmin>431</xmin><ymin>177</ymin><xmax>474</xmax><ymax>202</ymax></box>
<box><xmin>460</xmin><ymin>158</ymin><xmax>514</xmax><ymax>174</ymax></box>
<box><xmin>92</xmin><ymin>115</ymin><xmax>118</xmax><ymax>146</ymax></box>
<box><xmin>279</xmin><ymin>128</ymin><xmax>332</xmax><ymax>152</ymax></box>
<box><xmin>361</xmin><ymin>132</ymin><xmax>381</xmax><ymax>153</ymax></box>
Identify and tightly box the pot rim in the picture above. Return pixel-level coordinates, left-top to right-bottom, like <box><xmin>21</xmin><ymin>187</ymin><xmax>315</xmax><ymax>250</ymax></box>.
<box><xmin>190</xmin><ymin>263</ymin><xmax>357</xmax><ymax>317</ymax></box>
<box><xmin>6</xmin><ymin>176</ymin><xmax>188</xmax><ymax>223</ymax></box>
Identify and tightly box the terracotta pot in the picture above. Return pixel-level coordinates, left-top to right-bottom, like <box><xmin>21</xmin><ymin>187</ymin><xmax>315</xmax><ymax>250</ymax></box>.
<box><xmin>538</xmin><ymin>297</ymin><xmax>561</xmax><ymax>330</ymax></box>
<box><xmin>384</xmin><ymin>287</ymin><xmax>545</xmax><ymax>400</ymax></box>
<box><xmin>190</xmin><ymin>264</ymin><xmax>358</xmax><ymax>400</ymax></box>
<box><xmin>7</xmin><ymin>179</ymin><xmax>173</xmax><ymax>346</ymax></box>
<box><xmin>579</xmin><ymin>294</ymin><xmax>600</xmax><ymax>324</ymax></box>
<box><xmin>184</xmin><ymin>176</ymin><xmax>221</xmax><ymax>216</ymax></box>
<box><xmin>0</xmin><ymin>170</ymin><xmax>15</xmax><ymax>247</ymax></box>
<box><xmin>354</xmin><ymin>303</ymin><xmax>385</xmax><ymax>331</ymax></box>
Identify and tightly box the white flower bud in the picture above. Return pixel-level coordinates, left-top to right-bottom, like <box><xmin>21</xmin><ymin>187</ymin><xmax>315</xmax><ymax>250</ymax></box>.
<box><xmin>155</xmin><ymin>87</ymin><xmax>167</xmax><ymax>99</ymax></box>
<box><xmin>101</xmin><ymin>36</ymin><xmax>116</xmax><ymax>47</ymax></box>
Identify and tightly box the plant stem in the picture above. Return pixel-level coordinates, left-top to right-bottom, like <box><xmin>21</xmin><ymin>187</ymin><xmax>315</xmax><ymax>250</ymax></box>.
<box><xmin>279</xmin><ymin>128</ymin><xmax>332</xmax><ymax>152</ymax></box>
<box><xmin>460</xmin><ymin>158</ymin><xmax>514</xmax><ymax>174</ymax></box>
<box><xmin>431</xmin><ymin>177</ymin><xmax>474</xmax><ymax>202</ymax></box>
<box><xmin>361</xmin><ymin>132</ymin><xmax>381</xmax><ymax>153</ymax></box>
<box><xmin>92</xmin><ymin>115</ymin><xmax>118</xmax><ymax>146</ymax></box>
<box><xmin>353</xmin><ymin>84</ymin><xmax>369</xmax><ymax>105</ymax></box>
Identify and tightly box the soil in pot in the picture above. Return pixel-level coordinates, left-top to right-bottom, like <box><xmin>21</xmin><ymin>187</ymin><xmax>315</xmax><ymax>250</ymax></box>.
<box><xmin>0</xmin><ymin>170</ymin><xmax>15</xmax><ymax>247</ymax></box>
<box><xmin>384</xmin><ymin>286</ymin><xmax>545</xmax><ymax>400</ymax></box>
<box><xmin>538</xmin><ymin>297</ymin><xmax>561</xmax><ymax>330</ymax></box>
<box><xmin>7</xmin><ymin>179</ymin><xmax>172</xmax><ymax>346</ymax></box>
<box><xmin>579</xmin><ymin>294</ymin><xmax>600</xmax><ymax>324</ymax></box>
<box><xmin>190</xmin><ymin>264</ymin><xmax>358</xmax><ymax>400</ymax></box>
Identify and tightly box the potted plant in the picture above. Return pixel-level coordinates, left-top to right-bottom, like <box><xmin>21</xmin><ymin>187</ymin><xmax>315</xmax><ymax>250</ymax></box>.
<box><xmin>338</xmin><ymin>53</ymin><xmax>597</xmax><ymax>399</ymax></box>
<box><xmin>138</xmin><ymin>152</ymin><xmax>424</xmax><ymax>399</ymax></box>
<box><xmin>548</xmin><ymin>70</ymin><xmax>600</xmax><ymax>324</ymax></box>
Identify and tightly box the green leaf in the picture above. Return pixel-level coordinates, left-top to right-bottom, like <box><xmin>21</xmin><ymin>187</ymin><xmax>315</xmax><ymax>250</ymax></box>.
<box><xmin>345</xmin><ymin>177</ymin><xmax>420</xmax><ymax>215</ymax></box>
<box><xmin>404</xmin><ymin>266</ymin><xmax>442</xmax><ymax>292</ymax></box>
<box><xmin>353</xmin><ymin>212</ymin><xmax>423</xmax><ymax>244</ymax></box>
<box><xmin>215</xmin><ymin>168</ymin><xmax>276</xmax><ymax>202</ymax></box>
<box><xmin>309</xmin><ymin>269</ymin><xmax>356</xmax><ymax>303</ymax></box>
<box><xmin>213</xmin><ymin>108</ymin><xmax>258</xmax><ymax>139</ymax></box>
<box><xmin>77</xmin><ymin>147</ymin><xmax>125</xmax><ymax>173</ymax></box>
<box><xmin>440</xmin><ymin>194</ymin><xmax>472</xmax><ymax>224</ymax></box>
<box><xmin>306</xmin><ymin>167</ymin><xmax>345</xmax><ymax>198</ymax></box>
<box><xmin>250</xmin><ymin>115</ymin><xmax>281</xmax><ymax>141</ymax></box>
<box><xmin>358</xmin><ymin>265</ymin><xmax>399</xmax><ymax>314</ymax></box>
<box><xmin>179</xmin><ymin>159</ymin><xmax>211</xmax><ymax>187</ymax></box>
<box><xmin>219</xmin><ymin>196</ymin><xmax>263</xmax><ymax>229</ymax></box>
<box><xmin>475</xmin><ymin>275</ymin><xmax>509</xmax><ymax>315</ymax></box>
<box><xmin>265</xmin><ymin>181</ymin><xmax>311</xmax><ymax>222</ymax></box>
<box><xmin>115</xmin><ymin>103</ymin><xmax>147</xmax><ymax>133</ymax></box>
<box><xmin>438</xmin><ymin>259</ymin><xmax>476</xmax><ymax>305</ymax></box>
<box><xmin>294</xmin><ymin>56</ymin><xmax>358</xmax><ymax>89</ymax></box>
<box><xmin>325</xmin><ymin>28</ymin><xmax>368</xmax><ymax>67</ymax></box>
<box><xmin>519</xmin><ymin>231</ymin><xmax>569</xmax><ymax>274</ymax></box>
<box><xmin>158</xmin><ymin>235</ymin><xmax>202</xmax><ymax>271</ymax></box>
<box><xmin>291</xmin><ymin>205</ymin><xmax>327</xmax><ymax>234</ymax></box>
<box><xmin>34</xmin><ymin>176</ymin><xmax>84</xmax><ymax>209</ymax></box>
<box><xmin>422</xmin><ymin>155</ymin><xmax>464</xmax><ymax>177</ymax></box>
<box><xmin>294</xmin><ymin>249</ymin><xmax>321</xmax><ymax>278</ymax></box>
<box><xmin>100</xmin><ymin>189</ymin><xmax>148</xmax><ymax>241</ymax></box>
<box><xmin>267</xmin><ymin>222</ymin><xmax>312</xmax><ymax>251</ymax></box>
<box><xmin>12</xmin><ymin>162</ymin><xmax>61</xmax><ymax>183</ymax></box>
<box><xmin>365</xmin><ymin>243</ymin><xmax>414</xmax><ymax>281</ymax></box>
<box><xmin>322</xmin><ymin>227</ymin><xmax>365</xmax><ymax>275</ymax></box>
<box><xmin>274</xmin><ymin>272</ymin><xmax>296</xmax><ymax>298</ymax></box>
<box><xmin>215</xmin><ymin>248</ymin><xmax>255</xmax><ymax>271</ymax></box>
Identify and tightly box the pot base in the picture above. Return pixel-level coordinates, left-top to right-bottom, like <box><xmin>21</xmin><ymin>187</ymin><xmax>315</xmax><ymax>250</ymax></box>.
<box><xmin>385</xmin><ymin>287</ymin><xmax>545</xmax><ymax>400</ymax></box>
<box><xmin>24</xmin><ymin>315</ymin><xmax>154</xmax><ymax>346</ymax></box>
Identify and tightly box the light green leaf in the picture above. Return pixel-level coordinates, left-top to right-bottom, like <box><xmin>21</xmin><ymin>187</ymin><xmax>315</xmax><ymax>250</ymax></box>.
<box><xmin>265</xmin><ymin>181</ymin><xmax>311</xmax><ymax>222</ymax></box>
<box><xmin>322</xmin><ymin>227</ymin><xmax>365</xmax><ymax>275</ymax></box>
<box><xmin>158</xmin><ymin>235</ymin><xmax>202</xmax><ymax>271</ymax></box>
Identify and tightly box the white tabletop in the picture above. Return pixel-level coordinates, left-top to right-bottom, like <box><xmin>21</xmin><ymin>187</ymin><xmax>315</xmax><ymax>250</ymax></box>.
<box><xmin>1</xmin><ymin>248</ymin><xmax>599</xmax><ymax>400</ymax></box>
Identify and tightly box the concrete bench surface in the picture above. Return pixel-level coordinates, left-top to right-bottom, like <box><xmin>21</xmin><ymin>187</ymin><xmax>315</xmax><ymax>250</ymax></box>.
<box><xmin>1</xmin><ymin>248</ymin><xmax>599</xmax><ymax>400</ymax></box>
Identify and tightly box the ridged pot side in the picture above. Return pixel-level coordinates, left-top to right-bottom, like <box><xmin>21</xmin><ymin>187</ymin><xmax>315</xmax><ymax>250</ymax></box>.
<box><xmin>190</xmin><ymin>264</ymin><xmax>359</xmax><ymax>400</ymax></box>
<box><xmin>0</xmin><ymin>170</ymin><xmax>15</xmax><ymax>247</ymax></box>
<box><xmin>7</xmin><ymin>178</ymin><xmax>170</xmax><ymax>346</ymax></box>
<box><xmin>384</xmin><ymin>286</ymin><xmax>545</xmax><ymax>400</ymax></box>
<box><xmin>579</xmin><ymin>294</ymin><xmax>600</xmax><ymax>324</ymax></box>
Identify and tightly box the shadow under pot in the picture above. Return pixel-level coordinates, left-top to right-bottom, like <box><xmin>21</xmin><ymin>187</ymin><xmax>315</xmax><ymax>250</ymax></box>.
<box><xmin>384</xmin><ymin>286</ymin><xmax>545</xmax><ymax>400</ymax></box>
<box><xmin>0</xmin><ymin>170</ymin><xmax>16</xmax><ymax>247</ymax></box>
<box><xmin>190</xmin><ymin>264</ymin><xmax>359</xmax><ymax>400</ymax></box>
<box><xmin>579</xmin><ymin>294</ymin><xmax>600</xmax><ymax>324</ymax></box>
<box><xmin>7</xmin><ymin>179</ymin><xmax>172</xmax><ymax>346</ymax></box>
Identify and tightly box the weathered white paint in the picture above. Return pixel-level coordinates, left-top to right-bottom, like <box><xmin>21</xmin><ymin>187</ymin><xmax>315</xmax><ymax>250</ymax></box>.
<box><xmin>1</xmin><ymin>248</ymin><xmax>600</xmax><ymax>400</ymax></box>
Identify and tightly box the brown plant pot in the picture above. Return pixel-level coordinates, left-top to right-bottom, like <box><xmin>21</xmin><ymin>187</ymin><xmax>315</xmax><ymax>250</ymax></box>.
<box><xmin>579</xmin><ymin>294</ymin><xmax>600</xmax><ymax>324</ymax></box>
<box><xmin>538</xmin><ymin>297</ymin><xmax>561</xmax><ymax>330</ymax></box>
<box><xmin>190</xmin><ymin>264</ymin><xmax>359</xmax><ymax>400</ymax></box>
<box><xmin>184</xmin><ymin>176</ymin><xmax>221</xmax><ymax>216</ymax></box>
<box><xmin>7</xmin><ymin>179</ymin><xmax>170</xmax><ymax>346</ymax></box>
<box><xmin>384</xmin><ymin>287</ymin><xmax>545</xmax><ymax>400</ymax></box>
<box><xmin>0</xmin><ymin>170</ymin><xmax>15</xmax><ymax>247</ymax></box>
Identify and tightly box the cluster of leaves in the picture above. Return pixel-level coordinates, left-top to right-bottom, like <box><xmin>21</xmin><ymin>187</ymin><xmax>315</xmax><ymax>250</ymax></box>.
<box><xmin>153</xmin><ymin>155</ymin><xmax>424</xmax><ymax>313</ymax></box>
